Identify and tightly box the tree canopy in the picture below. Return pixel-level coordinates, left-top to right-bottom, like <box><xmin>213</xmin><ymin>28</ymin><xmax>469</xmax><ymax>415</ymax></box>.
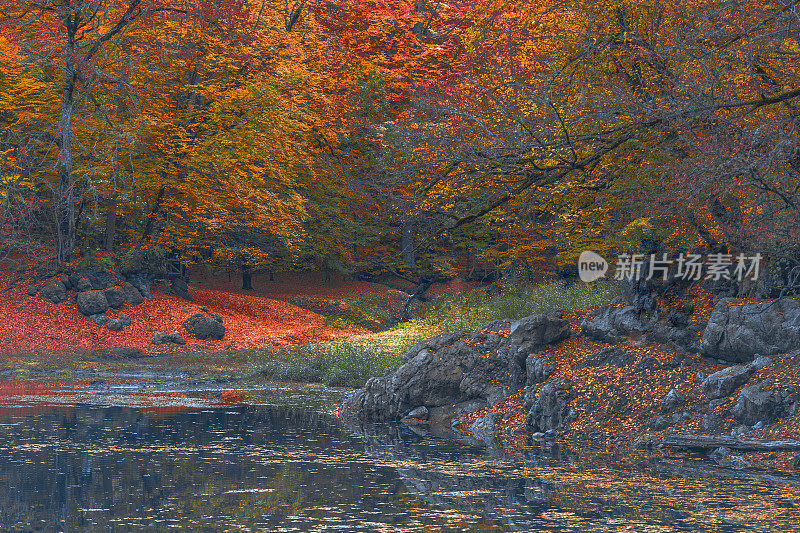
<box><xmin>1</xmin><ymin>0</ymin><xmax>798</xmax><ymax>283</ymax></box>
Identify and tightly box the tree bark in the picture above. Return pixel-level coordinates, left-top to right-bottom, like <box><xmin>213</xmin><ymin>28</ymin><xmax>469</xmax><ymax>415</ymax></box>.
<box><xmin>104</xmin><ymin>196</ymin><xmax>117</xmax><ymax>251</ymax></box>
<box><xmin>401</xmin><ymin>220</ymin><xmax>415</xmax><ymax>269</ymax></box>
<box><xmin>55</xmin><ymin>59</ymin><xmax>77</xmax><ymax>265</ymax></box>
<box><xmin>241</xmin><ymin>263</ymin><xmax>254</xmax><ymax>291</ymax></box>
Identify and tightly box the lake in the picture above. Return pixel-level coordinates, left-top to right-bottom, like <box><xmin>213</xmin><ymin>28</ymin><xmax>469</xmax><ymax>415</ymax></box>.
<box><xmin>0</xmin><ymin>379</ymin><xmax>798</xmax><ymax>532</ymax></box>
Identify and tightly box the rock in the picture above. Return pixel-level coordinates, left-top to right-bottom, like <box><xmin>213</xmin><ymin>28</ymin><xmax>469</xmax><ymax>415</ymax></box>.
<box><xmin>403</xmin><ymin>406</ymin><xmax>429</xmax><ymax>421</ymax></box>
<box><xmin>701</xmin><ymin>357</ymin><xmax>772</xmax><ymax>400</ymax></box>
<box><xmin>701</xmin><ymin>413</ymin><xmax>725</xmax><ymax>432</ymax></box>
<box><xmin>76</xmin><ymin>290</ymin><xmax>109</xmax><ymax>316</ymax></box>
<box><xmin>580</xmin><ymin>305</ymin><xmax>651</xmax><ymax>343</ymax></box>
<box><xmin>198</xmin><ymin>305</ymin><xmax>208</xmax><ymax>312</ymax></box>
<box><xmin>526</xmin><ymin>356</ymin><xmax>555</xmax><ymax>385</ymax></box>
<box><xmin>26</xmin><ymin>285</ymin><xmax>39</xmax><ymax>296</ymax></box>
<box><xmin>583</xmin><ymin>347</ymin><xmax>633</xmax><ymax>367</ymax></box>
<box><xmin>649</xmin><ymin>415</ymin><xmax>673</xmax><ymax>431</ymax></box>
<box><xmin>75</xmin><ymin>277</ymin><xmax>93</xmax><ymax>292</ymax></box>
<box><xmin>89</xmin><ymin>313</ymin><xmax>109</xmax><ymax>325</ymax></box>
<box><xmin>153</xmin><ymin>331</ymin><xmax>186</xmax><ymax>345</ymax></box>
<box><xmin>662</xmin><ymin>390</ymin><xmax>685</xmax><ymax>412</ymax></box>
<box><xmin>710</xmin><ymin>446</ymin><xmax>731</xmax><ymax>462</ymax></box>
<box><xmin>119</xmin><ymin>313</ymin><xmax>131</xmax><ymax>326</ymax></box>
<box><xmin>71</xmin><ymin>270</ymin><xmax>117</xmax><ymax>290</ymax></box>
<box><xmin>345</xmin><ymin>313</ymin><xmax>570</xmax><ymax>421</ymax></box>
<box><xmin>171</xmin><ymin>278</ymin><xmax>193</xmax><ymax>301</ymax></box>
<box><xmin>122</xmin><ymin>282</ymin><xmax>144</xmax><ymax>305</ymax></box>
<box><xmin>470</xmin><ymin>412</ymin><xmax>498</xmax><ymax>443</ymax></box>
<box><xmin>732</xmin><ymin>382</ymin><xmax>783</xmax><ymax>426</ymax></box>
<box><xmin>39</xmin><ymin>280</ymin><xmax>68</xmax><ymax>303</ymax></box>
<box><xmin>702</xmin><ymin>365</ymin><xmax>753</xmax><ymax>400</ymax></box>
<box><xmin>125</xmin><ymin>272</ymin><xmax>152</xmax><ymax>298</ymax></box>
<box><xmin>60</xmin><ymin>275</ymin><xmax>72</xmax><ymax>291</ymax></box>
<box><xmin>183</xmin><ymin>312</ymin><xmax>225</xmax><ymax>340</ymax></box>
<box><xmin>527</xmin><ymin>379</ymin><xmax>576</xmax><ymax>433</ymax></box>
<box><xmin>103</xmin><ymin>287</ymin><xmax>125</xmax><ymax>309</ymax></box>
<box><xmin>700</xmin><ymin>298</ymin><xmax>800</xmax><ymax>361</ymax></box>
<box><xmin>509</xmin><ymin>312</ymin><xmax>570</xmax><ymax>356</ymax></box>
<box><xmin>106</xmin><ymin>318</ymin><xmax>125</xmax><ymax>331</ymax></box>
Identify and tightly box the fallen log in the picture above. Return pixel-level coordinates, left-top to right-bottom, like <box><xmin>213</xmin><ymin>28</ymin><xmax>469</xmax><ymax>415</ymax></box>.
<box><xmin>659</xmin><ymin>434</ymin><xmax>800</xmax><ymax>452</ymax></box>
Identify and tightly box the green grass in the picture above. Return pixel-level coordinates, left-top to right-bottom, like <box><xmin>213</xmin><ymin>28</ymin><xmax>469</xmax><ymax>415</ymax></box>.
<box><xmin>256</xmin><ymin>279</ymin><xmax>621</xmax><ymax>388</ymax></box>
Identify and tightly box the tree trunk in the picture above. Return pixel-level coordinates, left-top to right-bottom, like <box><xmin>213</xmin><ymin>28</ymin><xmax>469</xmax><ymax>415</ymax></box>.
<box><xmin>241</xmin><ymin>264</ymin><xmax>254</xmax><ymax>291</ymax></box>
<box><xmin>55</xmin><ymin>62</ymin><xmax>77</xmax><ymax>265</ymax></box>
<box><xmin>401</xmin><ymin>220</ymin><xmax>415</xmax><ymax>269</ymax></box>
<box><xmin>104</xmin><ymin>196</ymin><xmax>117</xmax><ymax>251</ymax></box>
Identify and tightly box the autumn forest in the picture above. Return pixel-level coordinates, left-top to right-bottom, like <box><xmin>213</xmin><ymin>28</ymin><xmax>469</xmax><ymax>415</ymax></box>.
<box><xmin>0</xmin><ymin>0</ymin><xmax>798</xmax><ymax>283</ymax></box>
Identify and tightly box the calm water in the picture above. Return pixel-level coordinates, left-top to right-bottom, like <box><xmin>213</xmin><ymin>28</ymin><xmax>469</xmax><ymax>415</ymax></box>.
<box><xmin>0</xmin><ymin>380</ymin><xmax>799</xmax><ymax>532</ymax></box>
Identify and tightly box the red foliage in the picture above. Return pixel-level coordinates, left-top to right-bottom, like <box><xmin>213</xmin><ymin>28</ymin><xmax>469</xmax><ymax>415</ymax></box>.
<box><xmin>0</xmin><ymin>272</ymin><xmax>363</xmax><ymax>354</ymax></box>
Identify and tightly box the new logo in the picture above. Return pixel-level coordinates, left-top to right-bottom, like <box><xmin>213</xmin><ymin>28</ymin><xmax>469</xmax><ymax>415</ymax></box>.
<box><xmin>578</xmin><ymin>251</ymin><xmax>608</xmax><ymax>282</ymax></box>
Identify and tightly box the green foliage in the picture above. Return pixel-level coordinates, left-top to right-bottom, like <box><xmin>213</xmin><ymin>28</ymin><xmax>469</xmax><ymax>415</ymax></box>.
<box><xmin>258</xmin><ymin>279</ymin><xmax>621</xmax><ymax>387</ymax></box>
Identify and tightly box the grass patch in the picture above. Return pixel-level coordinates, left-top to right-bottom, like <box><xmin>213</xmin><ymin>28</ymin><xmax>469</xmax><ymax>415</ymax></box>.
<box><xmin>256</xmin><ymin>279</ymin><xmax>621</xmax><ymax>387</ymax></box>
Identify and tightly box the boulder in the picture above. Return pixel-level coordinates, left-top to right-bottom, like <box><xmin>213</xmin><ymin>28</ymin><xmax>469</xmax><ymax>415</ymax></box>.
<box><xmin>700</xmin><ymin>298</ymin><xmax>800</xmax><ymax>361</ymax></box>
<box><xmin>73</xmin><ymin>270</ymin><xmax>117</xmax><ymax>290</ymax></box>
<box><xmin>103</xmin><ymin>287</ymin><xmax>125</xmax><ymax>309</ymax></box>
<box><xmin>580</xmin><ymin>305</ymin><xmax>651</xmax><ymax>343</ymax></box>
<box><xmin>183</xmin><ymin>312</ymin><xmax>225</xmax><ymax>340</ymax></box>
<box><xmin>76</xmin><ymin>290</ymin><xmax>109</xmax><ymax>316</ymax></box>
<box><xmin>153</xmin><ymin>331</ymin><xmax>186</xmax><ymax>345</ymax></box>
<box><xmin>74</xmin><ymin>277</ymin><xmax>93</xmax><ymax>292</ymax></box>
<box><xmin>89</xmin><ymin>313</ymin><xmax>109</xmax><ymax>325</ymax></box>
<box><xmin>527</xmin><ymin>379</ymin><xmax>576</xmax><ymax>433</ymax></box>
<box><xmin>470</xmin><ymin>412</ymin><xmax>498</xmax><ymax>443</ymax></box>
<box><xmin>732</xmin><ymin>382</ymin><xmax>783</xmax><ymax>426</ymax></box>
<box><xmin>39</xmin><ymin>280</ymin><xmax>68</xmax><ymax>303</ymax></box>
<box><xmin>26</xmin><ymin>285</ymin><xmax>39</xmax><ymax>296</ymax></box>
<box><xmin>509</xmin><ymin>312</ymin><xmax>570</xmax><ymax>356</ymax></box>
<box><xmin>122</xmin><ymin>282</ymin><xmax>144</xmax><ymax>305</ymax></box>
<box><xmin>701</xmin><ymin>357</ymin><xmax>772</xmax><ymax>400</ymax></box>
<box><xmin>106</xmin><ymin>318</ymin><xmax>125</xmax><ymax>331</ymax></box>
<box><xmin>345</xmin><ymin>313</ymin><xmax>569</xmax><ymax>421</ymax></box>
<box><xmin>118</xmin><ymin>313</ymin><xmax>131</xmax><ymax>326</ymax></box>
<box><xmin>171</xmin><ymin>278</ymin><xmax>193</xmax><ymax>301</ymax></box>
<box><xmin>583</xmin><ymin>347</ymin><xmax>632</xmax><ymax>367</ymax></box>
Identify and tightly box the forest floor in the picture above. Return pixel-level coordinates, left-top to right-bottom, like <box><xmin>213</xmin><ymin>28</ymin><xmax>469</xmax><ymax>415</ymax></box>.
<box><xmin>0</xmin><ymin>269</ymin><xmax>471</xmax><ymax>379</ymax></box>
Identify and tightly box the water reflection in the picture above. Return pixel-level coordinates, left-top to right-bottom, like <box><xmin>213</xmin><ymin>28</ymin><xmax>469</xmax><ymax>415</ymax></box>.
<box><xmin>0</xmin><ymin>386</ymin><xmax>797</xmax><ymax>532</ymax></box>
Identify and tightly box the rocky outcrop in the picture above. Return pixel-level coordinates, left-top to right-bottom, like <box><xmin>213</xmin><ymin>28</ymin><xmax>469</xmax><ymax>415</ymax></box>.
<box><xmin>701</xmin><ymin>357</ymin><xmax>772</xmax><ymax>400</ymax></box>
<box><xmin>580</xmin><ymin>305</ymin><xmax>651</xmax><ymax>344</ymax></box>
<box><xmin>732</xmin><ymin>382</ymin><xmax>784</xmax><ymax>426</ymax></box>
<box><xmin>183</xmin><ymin>312</ymin><xmax>225</xmax><ymax>340</ymax></box>
<box><xmin>700</xmin><ymin>298</ymin><xmax>800</xmax><ymax>362</ymax></box>
<box><xmin>345</xmin><ymin>313</ymin><xmax>570</xmax><ymax>421</ymax></box>
<box><xmin>526</xmin><ymin>379</ymin><xmax>576</xmax><ymax>434</ymax></box>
